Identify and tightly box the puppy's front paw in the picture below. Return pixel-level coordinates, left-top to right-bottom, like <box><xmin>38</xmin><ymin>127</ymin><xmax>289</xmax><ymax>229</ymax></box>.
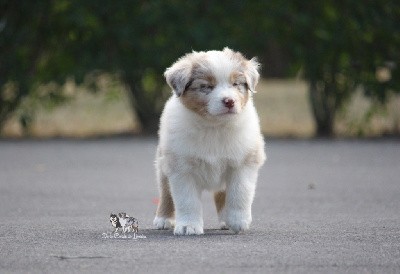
<box><xmin>153</xmin><ymin>216</ymin><xmax>175</xmax><ymax>230</ymax></box>
<box><xmin>226</xmin><ymin>211</ymin><xmax>252</xmax><ymax>234</ymax></box>
<box><xmin>174</xmin><ymin>223</ymin><xmax>204</xmax><ymax>236</ymax></box>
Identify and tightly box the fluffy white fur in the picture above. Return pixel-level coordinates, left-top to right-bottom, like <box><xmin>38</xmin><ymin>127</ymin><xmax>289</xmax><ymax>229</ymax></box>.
<box><xmin>154</xmin><ymin>48</ymin><xmax>266</xmax><ymax>235</ymax></box>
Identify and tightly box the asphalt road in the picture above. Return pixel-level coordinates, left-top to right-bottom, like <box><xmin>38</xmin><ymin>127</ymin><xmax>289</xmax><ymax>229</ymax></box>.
<box><xmin>0</xmin><ymin>138</ymin><xmax>399</xmax><ymax>273</ymax></box>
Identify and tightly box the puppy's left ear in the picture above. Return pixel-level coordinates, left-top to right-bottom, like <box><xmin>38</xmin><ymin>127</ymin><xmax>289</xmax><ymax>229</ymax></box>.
<box><xmin>245</xmin><ymin>58</ymin><xmax>261</xmax><ymax>93</ymax></box>
<box><xmin>164</xmin><ymin>58</ymin><xmax>192</xmax><ymax>97</ymax></box>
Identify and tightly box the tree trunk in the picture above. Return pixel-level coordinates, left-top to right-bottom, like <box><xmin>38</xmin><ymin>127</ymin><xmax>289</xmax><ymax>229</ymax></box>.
<box><xmin>135</xmin><ymin>111</ymin><xmax>160</xmax><ymax>135</ymax></box>
<box><xmin>309</xmin><ymin>80</ymin><xmax>337</xmax><ymax>137</ymax></box>
<box><xmin>0</xmin><ymin>84</ymin><xmax>26</xmax><ymax>134</ymax></box>
<box><xmin>123</xmin><ymin>76</ymin><xmax>164</xmax><ymax>135</ymax></box>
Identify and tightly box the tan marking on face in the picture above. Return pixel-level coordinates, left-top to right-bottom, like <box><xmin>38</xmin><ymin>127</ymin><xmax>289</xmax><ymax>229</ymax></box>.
<box><xmin>214</xmin><ymin>191</ymin><xmax>226</xmax><ymax>213</ymax></box>
<box><xmin>180</xmin><ymin>89</ymin><xmax>209</xmax><ymax>116</ymax></box>
<box><xmin>156</xmin><ymin>175</ymin><xmax>175</xmax><ymax>218</ymax></box>
<box><xmin>224</xmin><ymin>48</ymin><xmax>260</xmax><ymax>92</ymax></box>
<box><xmin>230</xmin><ymin>71</ymin><xmax>245</xmax><ymax>84</ymax></box>
<box><xmin>230</xmin><ymin>71</ymin><xmax>250</xmax><ymax>109</ymax></box>
<box><xmin>180</xmin><ymin>61</ymin><xmax>217</xmax><ymax>116</ymax></box>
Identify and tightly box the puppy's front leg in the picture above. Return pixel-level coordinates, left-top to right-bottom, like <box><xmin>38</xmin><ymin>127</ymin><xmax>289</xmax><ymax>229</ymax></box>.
<box><xmin>225</xmin><ymin>166</ymin><xmax>259</xmax><ymax>233</ymax></box>
<box><xmin>169</xmin><ymin>173</ymin><xmax>204</xmax><ymax>235</ymax></box>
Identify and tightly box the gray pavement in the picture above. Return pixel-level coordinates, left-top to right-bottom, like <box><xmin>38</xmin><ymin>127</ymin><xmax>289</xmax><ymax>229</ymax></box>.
<box><xmin>0</xmin><ymin>138</ymin><xmax>399</xmax><ymax>273</ymax></box>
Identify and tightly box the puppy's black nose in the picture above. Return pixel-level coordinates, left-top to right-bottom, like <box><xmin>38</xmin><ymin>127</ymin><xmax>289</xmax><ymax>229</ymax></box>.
<box><xmin>223</xmin><ymin>98</ymin><xmax>235</xmax><ymax>109</ymax></box>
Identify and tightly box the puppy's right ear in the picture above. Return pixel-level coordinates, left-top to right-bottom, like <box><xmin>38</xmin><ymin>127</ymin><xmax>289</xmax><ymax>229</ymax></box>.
<box><xmin>164</xmin><ymin>59</ymin><xmax>192</xmax><ymax>97</ymax></box>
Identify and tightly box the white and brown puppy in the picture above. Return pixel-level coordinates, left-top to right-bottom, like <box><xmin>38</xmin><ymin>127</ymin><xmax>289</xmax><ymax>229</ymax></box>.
<box><xmin>153</xmin><ymin>48</ymin><xmax>266</xmax><ymax>235</ymax></box>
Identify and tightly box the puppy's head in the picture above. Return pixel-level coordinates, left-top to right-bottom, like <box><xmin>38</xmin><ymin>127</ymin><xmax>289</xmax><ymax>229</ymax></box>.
<box><xmin>110</xmin><ymin>213</ymin><xmax>118</xmax><ymax>223</ymax></box>
<box><xmin>164</xmin><ymin>48</ymin><xmax>260</xmax><ymax>117</ymax></box>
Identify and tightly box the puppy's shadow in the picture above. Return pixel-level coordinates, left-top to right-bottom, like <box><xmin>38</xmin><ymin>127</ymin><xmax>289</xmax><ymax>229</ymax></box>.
<box><xmin>143</xmin><ymin>228</ymin><xmax>244</xmax><ymax>238</ymax></box>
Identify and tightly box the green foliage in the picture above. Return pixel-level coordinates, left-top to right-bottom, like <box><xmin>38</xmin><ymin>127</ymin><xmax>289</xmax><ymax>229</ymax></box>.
<box><xmin>268</xmin><ymin>0</ymin><xmax>400</xmax><ymax>135</ymax></box>
<box><xmin>1</xmin><ymin>0</ymin><xmax>399</xmax><ymax>135</ymax></box>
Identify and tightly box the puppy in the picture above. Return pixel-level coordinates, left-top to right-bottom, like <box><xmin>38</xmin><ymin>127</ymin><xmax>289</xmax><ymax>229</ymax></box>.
<box><xmin>153</xmin><ymin>48</ymin><xmax>266</xmax><ymax>235</ymax></box>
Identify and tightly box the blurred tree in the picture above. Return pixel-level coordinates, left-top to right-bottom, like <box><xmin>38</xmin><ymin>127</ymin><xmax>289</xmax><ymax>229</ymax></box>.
<box><xmin>0</xmin><ymin>1</ymin><xmax>49</xmax><ymax>130</ymax></box>
<box><xmin>0</xmin><ymin>0</ymin><xmax>76</xmax><ymax>132</ymax></box>
<box><xmin>1</xmin><ymin>0</ymin><xmax>399</xmax><ymax>135</ymax></box>
<box><xmin>0</xmin><ymin>0</ymin><xmax>243</xmax><ymax>133</ymax></box>
<box><xmin>271</xmin><ymin>0</ymin><xmax>400</xmax><ymax>136</ymax></box>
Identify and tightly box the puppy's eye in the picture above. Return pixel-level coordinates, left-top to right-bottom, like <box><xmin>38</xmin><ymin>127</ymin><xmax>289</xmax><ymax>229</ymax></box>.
<box><xmin>200</xmin><ymin>84</ymin><xmax>214</xmax><ymax>90</ymax></box>
<box><xmin>233</xmin><ymin>82</ymin><xmax>245</xmax><ymax>87</ymax></box>
<box><xmin>233</xmin><ymin>82</ymin><xmax>249</xmax><ymax>93</ymax></box>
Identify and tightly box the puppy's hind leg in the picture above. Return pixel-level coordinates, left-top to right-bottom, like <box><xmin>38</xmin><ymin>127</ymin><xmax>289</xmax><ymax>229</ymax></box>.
<box><xmin>153</xmin><ymin>172</ymin><xmax>175</xmax><ymax>230</ymax></box>
<box><xmin>214</xmin><ymin>191</ymin><xmax>229</xmax><ymax>230</ymax></box>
